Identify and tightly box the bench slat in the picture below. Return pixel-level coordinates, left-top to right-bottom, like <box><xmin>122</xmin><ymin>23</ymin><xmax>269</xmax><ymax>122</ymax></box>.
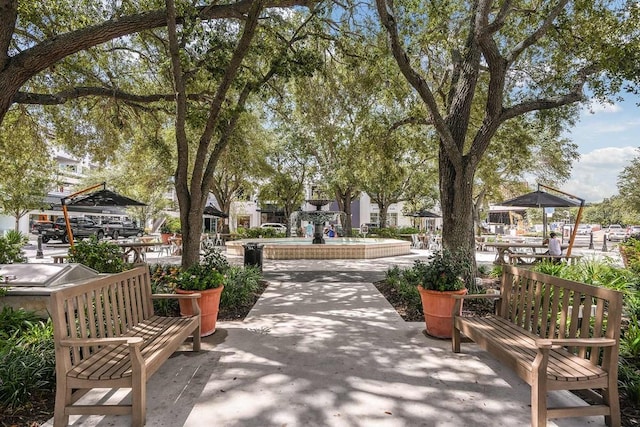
<box><xmin>457</xmin><ymin>316</ymin><xmax>605</xmax><ymax>382</ymax></box>
<box><xmin>69</xmin><ymin>315</ymin><xmax>198</xmax><ymax>381</ymax></box>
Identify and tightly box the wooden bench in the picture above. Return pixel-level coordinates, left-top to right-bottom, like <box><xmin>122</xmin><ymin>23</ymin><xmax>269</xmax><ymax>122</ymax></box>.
<box><xmin>49</xmin><ymin>266</ymin><xmax>202</xmax><ymax>427</ymax></box>
<box><xmin>507</xmin><ymin>253</ymin><xmax>583</xmax><ymax>265</ymax></box>
<box><xmin>452</xmin><ymin>265</ymin><xmax>622</xmax><ymax>427</ymax></box>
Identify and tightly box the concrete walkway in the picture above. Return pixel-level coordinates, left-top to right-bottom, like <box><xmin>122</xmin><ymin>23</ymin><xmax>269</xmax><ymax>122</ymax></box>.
<box><xmin>43</xmin><ymin>249</ymin><xmax>613</xmax><ymax>427</ymax></box>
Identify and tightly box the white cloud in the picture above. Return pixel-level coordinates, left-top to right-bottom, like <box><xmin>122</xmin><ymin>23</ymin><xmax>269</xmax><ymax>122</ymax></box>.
<box><xmin>562</xmin><ymin>146</ymin><xmax>637</xmax><ymax>202</ymax></box>
<box><xmin>585</xmin><ymin>100</ymin><xmax>622</xmax><ymax>114</ymax></box>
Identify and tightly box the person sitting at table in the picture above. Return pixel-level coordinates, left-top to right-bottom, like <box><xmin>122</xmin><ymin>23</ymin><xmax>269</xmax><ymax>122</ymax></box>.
<box><xmin>546</xmin><ymin>232</ymin><xmax>562</xmax><ymax>263</ymax></box>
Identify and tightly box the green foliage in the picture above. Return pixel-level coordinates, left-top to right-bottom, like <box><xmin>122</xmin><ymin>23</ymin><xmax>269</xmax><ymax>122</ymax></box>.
<box><xmin>412</xmin><ymin>249</ymin><xmax>471</xmax><ymax>291</ymax></box>
<box><xmin>0</xmin><ymin>230</ymin><xmax>28</xmax><ymax>264</ymax></box>
<box><xmin>175</xmin><ymin>264</ymin><xmax>224</xmax><ymax>291</ymax></box>
<box><xmin>0</xmin><ymin>309</ymin><xmax>55</xmax><ymax>410</ymax></box>
<box><xmin>619</xmin><ymin>234</ymin><xmax>640</xmax><ymax>274</ymax></box>
<box><xmin>396</xmin><ymin>226</ymin><xmax>420</xmax><ymax>234</ymax></box>
<box><xmin>160</xmin><ymin>218</ymin><xmax>181</xmax><ymax>234</ymax></box>
<box><xmin>68</xmin><ymin>236</ymin><xmax>127</xmax><ymax>273</ymax></box>
<box><xmin>373</xmin><ymin>227</ymin><xmax>399</xmax><ymax>238</ymax></box>
<box><xmin>220</xmin><ymin>266</ymin><xmax>262</xmax><ymax>309</ymax></box>
<box><xmin>239</xmin><ymin>227</ymin><xmax>284</xmax><ymax>238</ymax></box>
<box><xmin>149</xmin><ymin>264</ymin><xmax>181</xmax><ymax>316</ymax></box>
<box><xmin>384</xmin><ymin>265</ymin><xmax>422</xmax><ymax>314</ymax></box>
<box><xmin>202</xmin><ymin>244</ymin><xmax>231</xmax><ymax>273</ymax></box>
<box><xmin>0</xmin><ymin>307</ymin><xmax>40</xmax><ymax>340</ymax></box>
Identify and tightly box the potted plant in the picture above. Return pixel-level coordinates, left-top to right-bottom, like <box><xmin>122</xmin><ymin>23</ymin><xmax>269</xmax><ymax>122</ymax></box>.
<box><xmin>160</xmin><ymin>218</ymin><xmax>181</xmax><ymax>244</ymax></box>
<box><xmin>415</xmin><ymin>249</ymin><xmax>471</xmax><ymax>339</ymax></box>
<box><xmin>174</xmin><ymin>264</ymin><xmax>225</xmax><ymax>336</ymax></box>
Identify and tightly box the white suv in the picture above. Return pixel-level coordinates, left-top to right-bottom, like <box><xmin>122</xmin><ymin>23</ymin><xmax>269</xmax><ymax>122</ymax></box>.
<box><xmin>605</xmin><ymin>224</ymin><xmax>626</xmax><ymax>241</ymax></box>
<box><xmin>260</xmin><ymin>223</ymin><xmax>287</xmax><ymax>232</ymax></box>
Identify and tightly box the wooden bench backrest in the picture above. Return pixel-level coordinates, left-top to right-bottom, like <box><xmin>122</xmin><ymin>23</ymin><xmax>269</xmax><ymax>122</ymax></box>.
<box><xmin>50</xmin><ymin>266</ymin><xmax>153</xmax><ymax>369</ymax></box>
<box><xmin>500</xmin><ymin>265</ymin><xmax>623</xmax><ymax>364</ymax></box>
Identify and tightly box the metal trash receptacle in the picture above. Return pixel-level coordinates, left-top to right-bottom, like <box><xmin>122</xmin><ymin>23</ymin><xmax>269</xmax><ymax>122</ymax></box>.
<box><xmin>243</xmin><ymin>243</ymin><xmax>264</xmax><ymax>270</ymax></box>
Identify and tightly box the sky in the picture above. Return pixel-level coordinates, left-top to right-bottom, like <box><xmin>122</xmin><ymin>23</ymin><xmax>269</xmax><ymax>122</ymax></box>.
<box><xmin>561</xmin><ymin>96</ymin><xmax>640</xmax><ymax>203</ymax></box>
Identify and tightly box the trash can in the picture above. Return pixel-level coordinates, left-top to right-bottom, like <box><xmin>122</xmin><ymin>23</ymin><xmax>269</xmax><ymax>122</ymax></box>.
<box><xmin>243</xmin><ymin>243</ymin><xmax>264</xmax><ymax>270</ymax></box>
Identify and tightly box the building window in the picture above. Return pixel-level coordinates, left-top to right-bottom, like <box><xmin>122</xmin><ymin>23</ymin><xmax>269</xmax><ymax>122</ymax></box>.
<box><xmin>236</xmin><ymin>215</ymin><xmax>251</xmax><ymax>229</ymax></box>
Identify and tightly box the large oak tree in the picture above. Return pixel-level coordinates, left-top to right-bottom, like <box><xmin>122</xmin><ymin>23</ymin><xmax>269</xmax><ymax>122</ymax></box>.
<box><xmin>376</xmin><ymin>0</ymin><xmax>640</xmax><ymax>269</ymax></box>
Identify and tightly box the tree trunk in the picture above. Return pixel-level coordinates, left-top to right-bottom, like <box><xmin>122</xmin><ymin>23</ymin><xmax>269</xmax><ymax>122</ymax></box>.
<box><xmin>439</xmin><ymin>144</ymin><xmax>476</xmax><ymax>282</ymax></box>
<box><xmin>179</xmin><ymin>198</ymin><xmax>205</xmax><ymax>268</ymax></box>
<box><xmin>335</xmin><ymin>186</ymin><xmax>356</xmax><ymax>237</ymax></box>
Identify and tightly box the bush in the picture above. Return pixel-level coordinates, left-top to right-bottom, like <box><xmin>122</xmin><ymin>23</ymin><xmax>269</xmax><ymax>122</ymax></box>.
<box><xmin>0</xmin><ymin>230</ymin><xmax>28</xmax><ymax>264</ymax></box>
<box><xmin>239</xmin><ymin>227</ymin><xmax>283</xmax><ymax>238</ymax></box>
<box><xmin>0</xmin><ymin>309</ymin><xmax>55</xmax><ymax>410</ymax></box>
<box><xmin>149</xmin><ymin>264</ymin><xmax>180</xmax><ymax>316</ymax></box>
<box><xmin>220</xmin><ymin>266</ymin><xmax>262</xmax><ymax>309</ymax></box>
<box><xmin>68</xmin><ymin>236</ymin><xmax>127</xmax><ymax>273</ymax></box>
<box><xmin>160</xmin><ymin>217</ymin><xmax>181</xmax><ymax>234</ymax></box>
<box><xmin>175</xmin><ymin>264</ymin><xmax>224</xmax><ymax>291</ymax></box>
<box><xmin>202</xmin><ymin>244</ymin><xmax>230</xmax><ymax>273</ymax></box>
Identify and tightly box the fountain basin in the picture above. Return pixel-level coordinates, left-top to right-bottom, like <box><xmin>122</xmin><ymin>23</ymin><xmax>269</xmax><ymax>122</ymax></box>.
<box><xmin>226</xmin><ymin>237</ymin><xmax>411</xmax><ymax>260</ymax></box>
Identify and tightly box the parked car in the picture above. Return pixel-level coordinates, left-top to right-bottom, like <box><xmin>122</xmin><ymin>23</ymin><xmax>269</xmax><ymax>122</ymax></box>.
<box><xmin>605</xmin><ymin>224</ymin><xmax>626</xmax><ymax>241</ymax></box>
<box><xmin>104</xmin><ymin>220</ymin><xmax>144</xmax><ymax>239</ymax></box>
<box><xmin>31</xmin><ymin>220</ymin><xmax>53</xmax><ymax>235</ymax></box>
<box><xmin>40</xmin><ymin>217</ymin><xmax>105</xmax><ymax>243</ymax></box>
<box><xmin>576</xmin><ymin>224</ymin><xmax>592</xmax><ymax>235</ymax></box>
<box><xmin>627</xmin><ymin>225</ymin><xmax>640</xmax><ymax>237</ymax></box>
<box><xmin>260</xmin><ymin>223</ymin><xmax>287</xmax><ymax>232</ymax></box>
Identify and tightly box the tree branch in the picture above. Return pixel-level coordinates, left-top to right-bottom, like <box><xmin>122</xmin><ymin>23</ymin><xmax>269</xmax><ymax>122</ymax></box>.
<box><xmin>13</xmin><ymin>87</ymin><xmax>210</xmax><ymax>105</ymax></box>
<box><xmin>375</xmin><ymin>0</ymin><xmax>459</xmax><ymax>164</ymax></box>
<box><xmin>506</xmin><ymin>0</ymin><xmax>570</xmax><ymax>62</ymax></box>
<box><xmin>500</xmin><ymin>64</ymin><xmax>595</xmax><ymax>121</ymax></box>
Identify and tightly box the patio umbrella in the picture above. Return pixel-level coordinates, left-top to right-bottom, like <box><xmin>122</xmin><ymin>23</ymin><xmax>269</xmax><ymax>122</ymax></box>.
<box><xmin>65</xmin><ymin>189</ymin><xmax>146</xmax><ymax>207</ymax></box>
<box><xmin>409</xmin><ymin>210</ymin><xmax>441</xmax><ymax>218</ymax></box>
<box><xmin>204</xmin><ymin>205</ymin><xmax>229</xmax><ymax>218</ymax></box>
<box><xmin>61</xmin><ymin>183</ymin><xmax>146</xmax><ymax>246</ymax></box>
<box><xmin>408</xmin><ymin>210</ymin><xmax>441</xmax><ymax>232</ymax></box>
<box><xmin>500</xmin><ymin>185</ymin><xmax>584</xmax><ymax>256</ymax></box>
<box><xmin>500</xmin><ymin>190</ymin><xmax>581</xmax><ymax>208</ymax></box>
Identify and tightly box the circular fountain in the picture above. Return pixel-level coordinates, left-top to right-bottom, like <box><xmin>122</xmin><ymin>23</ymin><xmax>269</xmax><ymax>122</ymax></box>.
<box><xmin>226</xmin><ymin>198</ymin><xmax>411</xmax><ymax>260</ymax></box>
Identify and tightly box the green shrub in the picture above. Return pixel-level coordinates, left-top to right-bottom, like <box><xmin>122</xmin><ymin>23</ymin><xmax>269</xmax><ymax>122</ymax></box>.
<box><xmin>149</xmin><ymin>264</ymin><xmax>180</xmax><ymax>316</ymax></box>
<box><xmin>396</xmin><ymin>226</ymin><xmax>419</xmax><ymax>234</ymax></box>
<box><xmin>0</xmin><ymin>306</ymin><xmax>40</xmax><ymax>340</ymax></box>
<box><xmin>202</xmin><ymin>244</ymin><xmax>230</xmax><ymax>273</ymax></box>
<box><xmin>68</xmin><ymin>236</ymin><xmax>127</xmax><ymax>273</ymax></box>
<box><xmin>373</xmin><ymin>227</ymin><xmax>399</xmax><ymax>238</ymax></box>
<box><xmin>239</xmin><ymin>227</ymin><xmax>283</xmax><ymax>238</ymax></box>
<box><xmin>175</xmin><ymin>264</ymin><xmax>224</xmax><ymax>291</ymax></box>
<box><xmin>384</xmin><ymin>265</ymin><xmax>422</xmax><ymax>314</ymax></box>
<box><xmin>160</xmin><ymin>217</ymin><xmax>181</xmax><ymax>234</ymax></box>
<box><xmin>0</xmin><ymin>230</ymin><xmax>28</xmax><ymax>264</ymax></box>
<box><xmin>220</xmin><ymin>266</ymin><xmax>262</xmax><ymax>309</ymax></box>
<box><xmin>0</xmin><ymin>312</ymin><xmax>55</xmax><ymax>410</ymax></box>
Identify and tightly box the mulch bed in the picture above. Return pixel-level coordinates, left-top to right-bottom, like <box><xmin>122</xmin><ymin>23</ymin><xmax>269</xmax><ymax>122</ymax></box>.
<box><xmin>0</xmin><ymin>281</ymin><xmax>269</xmax><ymax>427</ymax></box>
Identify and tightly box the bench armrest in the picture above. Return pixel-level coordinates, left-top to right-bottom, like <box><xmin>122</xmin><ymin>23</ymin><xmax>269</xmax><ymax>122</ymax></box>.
<box><xmin>536</xmin><ymin>337</ymin><xmax>617</xmax><ymax>348</ymax></box>
<box><xmin>59</xmin><ymin>337</ymin><xmax>143</xmax><ymax>347</ymax></box>
<box><xmin>152</xmin><ymin>293</ymin><xmax>201</xmax><ymax>300</ymax></box>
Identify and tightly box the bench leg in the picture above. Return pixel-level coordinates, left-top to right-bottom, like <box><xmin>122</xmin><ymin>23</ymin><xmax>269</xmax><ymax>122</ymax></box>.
<box><xmin>193</xmin><ymin>327</ymin><xmax>201</xmax><ymax>352</ymax></box>
<box><xmin>452</xmin><ymin>323</ymin><xmax>461</xmax><ymax>353</ymax></box>
<box><xmin>53</xmin><ymin>381</ymin><xmax>71</xmax><ymax>427</ymax></box>
<box><xmin>131</xmin><ymin>374</ymin><xmax>146</xmax><ymax>427</ymax></box>
<box><xmin>604</xmin><ymin>381</ymin><xmax>621</xmax><ymax>426</ymax></box>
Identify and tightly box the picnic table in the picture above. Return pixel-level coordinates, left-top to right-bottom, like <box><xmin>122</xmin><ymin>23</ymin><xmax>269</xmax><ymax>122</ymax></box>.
<box><xmin>484</xmin><ymin>241</ymin><xmax>568</xmax><ymax>264</ymax></box>
<box><xmin>117</xmin><ymin>241</ymin><xmax>162</xmax><ymax>264</ymax></box>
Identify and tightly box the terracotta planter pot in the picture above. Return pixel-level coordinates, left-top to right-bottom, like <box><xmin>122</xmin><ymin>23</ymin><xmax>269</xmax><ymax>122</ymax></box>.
<box><xmin>176</xmin><ymin>286</ymin><xmax>224</xmax><ymax>337</ymax></box>
<box><xmin>418</xmin><ymin>286</ymin><xmax>468</xmax><ymax>339</ymax></box>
